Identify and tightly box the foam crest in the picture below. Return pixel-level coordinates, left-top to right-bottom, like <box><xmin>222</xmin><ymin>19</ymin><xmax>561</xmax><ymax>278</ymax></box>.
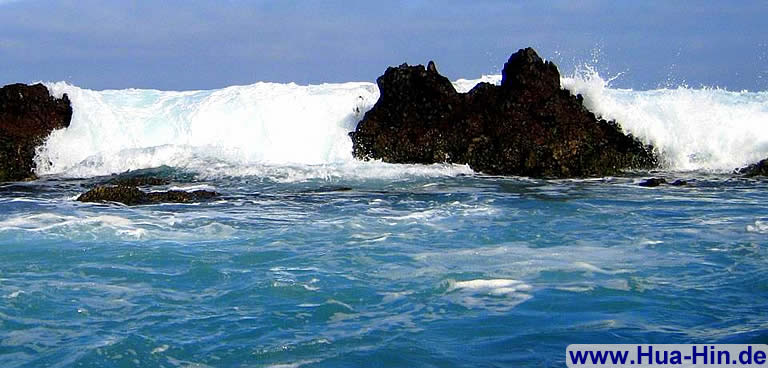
<box><xmin>0</xmin><ymin>213</ymin><xmax>147</xmax><ymax>239</ymax></box>
<box><xmin>0</xmin><ymin>211</ymin><xmax>243</xmax><ymax>241</ymax></box>
<box><xmin>38</xmin><ymin>81</ymin><xmax>380</xmax><ymax>177</ymax></box>
<box><xmin>36</xmin><ymin>80</ymin><xmax>492</xmax><ymax>180</ymax></box>
<box><xmin>562</xmin><ymin>68</ymin><xmax>768</xmax><ymax>172</ymax></box>
<box><xmin>35</xmin><ymin>72</ymin><xmax>768</xmax><ymax>178</ymax></box>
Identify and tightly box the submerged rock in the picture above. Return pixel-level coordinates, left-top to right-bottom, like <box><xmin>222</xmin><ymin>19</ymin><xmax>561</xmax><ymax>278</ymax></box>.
<box><xmin>638</xmin><ymin>178</ymin><xmax>667</xmax><ymax>187</ymax></box>
<box><xmin>98</xmin><ymin>166</ymin><xmax>192</xmax><ymax>187</ymax></box>
<box><xmin>350</xmin><ymin>48</ymin><xmax>657</xmax><ymax>178</ymax></box>
<box><xmin>78</xmin><ymin>185</ymin><xmax>147</xmax><ymax>205</ymax></box>
<box><xmin>145</xmin><ymin>189</ymin><xmax>218</xmax><ymax>203</ymax></box>
<box><xmin>106</xmin><ymin>176</ymin><xmax>171</xmax><ymax>187</ymax></box>
<box><xmin>638</xmin><ymin>178</ymin><xmax>687</xmax><ymax>187</ymax></box>
<box><xmin>736</xmin><ymin>158</ymin><xmax>768</xmax><ymax>177</ymax></box>
<box><xmin>77</xmin><ymin>185</ymin><xmax>218</xmax><ymax>205</ymax></box>
<box><xmin>0</xmin><ymin>83</ymin><xmax>72</xmax><ymax>182</ymax></box>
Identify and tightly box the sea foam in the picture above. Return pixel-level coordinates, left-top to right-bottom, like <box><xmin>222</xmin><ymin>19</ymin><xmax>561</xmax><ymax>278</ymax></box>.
<box><xmin>39</xmin><ymin>81</ymin><xmax>380</xmax><ymax>178</ymax></box>
<box><xmin>562</xmin><ymin>67</ymin><xmax>768</xmax><ymax>172</ymax></box>
<box><xmin>36</xmin><ymin>72</ymin><xmax>768</xmax><ymax>179</ymax></box>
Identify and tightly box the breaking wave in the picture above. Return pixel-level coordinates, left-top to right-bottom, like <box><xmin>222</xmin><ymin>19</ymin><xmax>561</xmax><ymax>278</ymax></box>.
<box><xmin>35</xmin><ymin>71</ymin><xmax>768</xmax><ymax>179</ymax></box>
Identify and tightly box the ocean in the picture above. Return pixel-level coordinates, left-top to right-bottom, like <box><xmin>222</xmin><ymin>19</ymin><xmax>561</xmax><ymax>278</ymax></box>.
<box><xmin>1</xmin><ymin>72</ymin><xmax>767</xmax><ymax>367</ymax></box>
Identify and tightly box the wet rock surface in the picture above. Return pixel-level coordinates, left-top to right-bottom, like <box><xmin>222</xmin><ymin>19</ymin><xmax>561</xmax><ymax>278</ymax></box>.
<box><xmin>0</xmin><ymin>83</ymin><xmax>72</xmax><ymax>182</ymax></box>
<box><xmin>106</xmin><ymin>176</ymin><xmax>171</xmax><ymax>187</ymax></box>
<box><xmin>77</xmin><ymin>185</ymin><xmax>219</xmax><ymax>205</ymax></box>
<box><xmin>736</xmin><ymin>158</ymin><xmax>768</xmax><ymax>177</ymax></box>
<box><xmin>350</xmin><ymin>47</ymin><xmax>657</xmax><ymax>178</ymax></box>
<box><xmin>638</xmin><ymin>178</ymin><xmax>688</xmax><ymax>187</ymax></box>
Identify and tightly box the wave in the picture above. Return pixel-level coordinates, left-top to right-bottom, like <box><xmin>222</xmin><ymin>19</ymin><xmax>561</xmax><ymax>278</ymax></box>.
<box><xmin>562</xmin><ymin>67</ymin><xmax>768</xmax><ymax>172</ymax></box>
<box><xmin>37</xmin><ymin>81</ymin><xmax>381</xmax><ymax>179</ymax></box>
<box><xmin>35</xmin><ymin>71</ymin><xmax>768</xmax><ymax>179</ymax></box>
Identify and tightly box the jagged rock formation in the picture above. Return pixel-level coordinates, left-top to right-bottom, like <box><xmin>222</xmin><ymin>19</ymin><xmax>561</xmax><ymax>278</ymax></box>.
<box><xmin>0</xmin><ymin>83</ymin><xmax>72</xmax><ymax>181</ymax></box>
<box><xmin>736</xmin><ymin>158</ymin><xmax>768</xmax><ymax>177</ymax></box>
<box><xmin>350</xmin><ymin>48</ymin><xmax>657</xmax><ymax>178</ymax></box>
<box><xmin>77</xmin><ymin>185</ymin><xmax>218</xmax><ymax>205</ymax></box>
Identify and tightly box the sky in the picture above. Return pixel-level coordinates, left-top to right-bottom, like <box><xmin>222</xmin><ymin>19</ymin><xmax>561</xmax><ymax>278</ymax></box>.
<box><xmin>0</xmin><ymin>0</ymin><xmax>766</xmax><ymax>91</ymax></box>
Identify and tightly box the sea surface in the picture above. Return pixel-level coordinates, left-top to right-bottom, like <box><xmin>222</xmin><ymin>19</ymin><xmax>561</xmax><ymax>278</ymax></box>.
<box><xmin>1</xmin><ymin>73</ymin><xmax>768</xmax><ymax>367</ymax></box>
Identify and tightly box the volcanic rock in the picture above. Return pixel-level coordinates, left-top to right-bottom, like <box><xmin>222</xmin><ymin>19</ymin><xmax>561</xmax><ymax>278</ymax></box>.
<box><xmin>638</xmin><ymin>178</ymin><xmax>667</xmax><ymax>187</ymax></box>
<box><xmin>107</xmin><ymin>176</ymin><xmax>171</xmax><ymax>187</ymax></box>
<box><xmin>736</xmin><ymin>158</ymin><xmax>768</xmax><ymax>177</ymax></box>
<box><xmin>77</xmin><ymin>185</ymin><xmax>219</xmax><ymax>205</ymax></box>
<box><xmin>638</xmin><ymin>178</ymin><xmax>687</xmax><ymax>187</ymax></box>
<box><xmin>350</xmin><ymin>48</ymin><xmax>657</xmax><ymax>178</ymax></box>
<box><xmin>0</xmin><ymin>83</ymin><xmax>72</xmax><ymax>182</ymax></box>
<box><xmin>106</xmin><ymin>176</ymin><xmax>171</xmax><ymax>187</ymax></box>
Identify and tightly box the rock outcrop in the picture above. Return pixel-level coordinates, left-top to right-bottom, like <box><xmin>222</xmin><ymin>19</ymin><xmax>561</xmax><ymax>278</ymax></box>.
<box><xmin>736</xmin><ymin>158</ymin><xmax>768</xmax><ymax>177</ymax></box>
<box><xmin>0</xmin><ymin>83</ymin><xmax>72</xmax><ymax>182</ymax></box>
<box><xmin>638</xmin><ymin>178</ymin><xmax>687</xmax><ymax>187</ymax></box>
<box><xmin>77</xmin><ymin>185</ymin><xmax>218</xmax><ymax>205</ymax></box>
<box><xmin>350</xmin><ymin>48</ymin><xmax>657</xmax><ymax>178</ymax></box>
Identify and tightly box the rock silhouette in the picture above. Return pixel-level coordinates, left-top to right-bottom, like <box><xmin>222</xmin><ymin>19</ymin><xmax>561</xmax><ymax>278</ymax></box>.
<box><xmin>350</xmin><ymin>48</ymin><xmax>657</xmax><ymax>178</ymax></box>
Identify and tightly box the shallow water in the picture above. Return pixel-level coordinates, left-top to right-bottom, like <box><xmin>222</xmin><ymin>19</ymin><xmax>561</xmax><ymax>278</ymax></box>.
<box><xmin>1</xmin><ymin>170</ymin><xmax>766</xmax><ymax>367</ymax></box>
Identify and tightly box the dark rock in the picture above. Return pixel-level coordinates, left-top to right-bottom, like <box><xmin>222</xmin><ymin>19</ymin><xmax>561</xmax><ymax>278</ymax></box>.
<box><xmin>736</xmin><ymin>158</ymin><xmax>768</xmax><ymax>177</ymax></box>
<box><xmin>500</xmin><ymin>47</ymin><xmax>561</xmax><ymax>103</ymax></box>
<box><xmin>427</xmin><ymin>60</ymin><xmax>438</xmax><ymax>73</ymax></box>
<box><xmin>77</xmin><ymin>185</ymin><xmax>218</xmax><ymax>205</ymax></box>
<box><xmin>350</xmin><ymin>47</ymin><xmax>657</xmax><ymax>178</ymax></box>
<box><xmin>107</xmin><ymin>176</ymin><xmax>170</xmax><ymax>187</ymax></box>
<box><xmin>77</xmin><ymin>185</ymin><xmax>147</xmax><ymax>205</ymax></box>
<box><xmin>98</xmin><ymin>165</ymin><xmax>191</xmax><ymax>187</ymax></box>
<box><xmin>0</xmin><ymin>83</ymin><xmax>72</xmax><ymax>182</ymax></box>
<box><xmin>639</xmin><ymin>178</ymin><xmax>667</xmax><ymax>187</ymax></box>
<box><xmin>301</xmin><ymin>186</ymin><xmax>354</xmax><ymax>193</ymax></box>
<box><xmin>145</xmin><ymin>189</ymin><xmax>218</xmax><ymax>203</ymax></box>
<box><xmin>638</xmin><ymin>178</ymin><xmax>687</xmax><ymax>187</ymax></box>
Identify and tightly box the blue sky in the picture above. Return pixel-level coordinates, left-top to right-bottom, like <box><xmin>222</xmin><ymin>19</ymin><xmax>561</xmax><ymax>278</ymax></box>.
<box><xmin>0</xmin><ymin>1</ymin><xmax>766</xmax><ymax>91</ymax></box>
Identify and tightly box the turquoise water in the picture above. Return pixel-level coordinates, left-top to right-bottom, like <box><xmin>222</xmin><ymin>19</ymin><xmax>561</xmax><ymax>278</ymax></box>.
<box><xmin>2</xmin><ymin>172</ymin><xmax>767</xmax><ymax>367</ymax></box>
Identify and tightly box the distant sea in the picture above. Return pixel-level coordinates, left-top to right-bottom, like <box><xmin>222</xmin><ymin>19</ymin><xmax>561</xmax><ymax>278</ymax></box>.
<box><xmin>1</xmin><ymin>72</ymin><xmax>767</xmax><ymax>367</ymax></box>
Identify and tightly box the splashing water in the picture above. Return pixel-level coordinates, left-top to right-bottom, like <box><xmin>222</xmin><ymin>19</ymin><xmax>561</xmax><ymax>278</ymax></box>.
<box><xmin>562</xmin><ymin>67</ymin><xmax>768</xmax><ymax>172</ymax></box>
<box><xmin>33</xmin><ymin>71</ymin><xmax>768</xmax><ymax>179</ymax></box>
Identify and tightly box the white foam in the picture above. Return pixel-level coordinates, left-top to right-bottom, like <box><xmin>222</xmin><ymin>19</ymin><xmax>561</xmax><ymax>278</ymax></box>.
<box><xmin>452</xmin><ymin>74</ymin><xmax>502</xmax><ymax>93</ymax></box>
<box><xmin>746</xmin><ymin>220</ymin><xmax>768</xmax><ymax>233</ymax></box>
<box><xmin>36</xmin><ymin>79</ymin><xmax>492</xmax><ymax>180</ymax></box>
<box><xmin>449</xmin><ymin>279</ymin><xmax>532</xmax><ymax>295</ymax></box>
<box><xmin>445</xmin><ymin>278</ymin><xmax>533</xmax><ymax>312</ymax></box>
<box><xmin>572</xmin><ymin>261</ymin><xmax>630</xmax><ymax>275</ymax></box>
<box><xmin>0</xmin><ymin>213</ymin><xmax>148</xmax><ymax>239</ymax></box>
<box><xmin>0</xmin><ymin>211</ymin><xmax>246</xmax><ymax>241</ymax></box>
<box><xmin>38</xmin><ymin>81</ymin><xmax>380</xmax><ymax>177</ymax></box>
<box><xmin>380</xmin><ymin>290</ymin><xmax>414</xmax><ymax>303</ymax></box>
<box><xmin>186</xmin><ymin>161</ymin><xmax>473</xmax><ymax>182</ymax></box>
<box><xmin>165</xmin><ymin>184</ymin><xmax>216</xmax><ymax>192</ymax></box>
<box><xmin>150</xmin><ymin>345</ymin><xmax>169</xmax><ymax>354</ymax></box>
<box><xmin>4</xmin><ymin>290</ymin><xmax>24</xmax><ymax>299</ymax></box>
<box><xmin>35</xmin><ymin>72</ymin><xmax>768</xmax><ymax>178</ymax></box>
<box><xmin>562</xmin><ymin>67</ymin><xmax>768</xmax><ymax>172</ymax></box>
<box><xmin>265</xmin><ymin>360</ymin><xmax>322</xmax><ymax>368</ymax></box>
